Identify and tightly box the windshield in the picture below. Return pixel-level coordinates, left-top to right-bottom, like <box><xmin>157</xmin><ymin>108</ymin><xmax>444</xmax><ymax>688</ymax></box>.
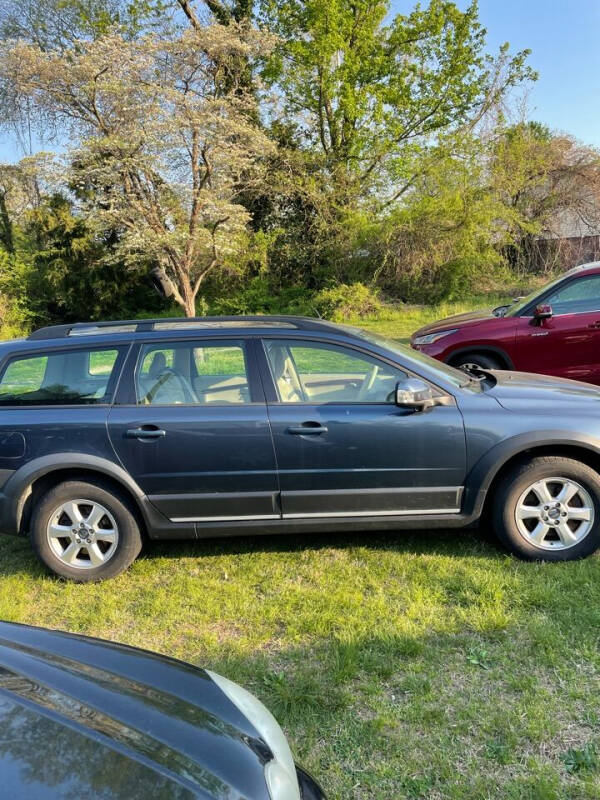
<box><xmin>505</xmin><ymin>272</ymin><xmax>570</xmax><ymax>316</ymax></box>
<box><xmin>343</xmin><ymin>326</ymin><xmax>476</xmax><ymax>389</ymax></box>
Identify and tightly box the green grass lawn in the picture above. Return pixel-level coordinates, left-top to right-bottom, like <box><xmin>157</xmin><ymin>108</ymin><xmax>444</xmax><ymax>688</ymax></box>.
<box><xmin>1</xmin><ymin>302</ymin><xmax>599</xmax><ymax>799</ymax></box>
<box><xmin>345</xmin><ymin>293</ymin><xmax>512</xmax><ymax>342</ymax></box>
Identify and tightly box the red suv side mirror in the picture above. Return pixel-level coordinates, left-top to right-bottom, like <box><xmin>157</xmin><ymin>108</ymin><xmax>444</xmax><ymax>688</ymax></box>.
<box><xmin>533</xmin><ymin>303</ymin><xmax>553</xmax><ymax>321</ymax></box>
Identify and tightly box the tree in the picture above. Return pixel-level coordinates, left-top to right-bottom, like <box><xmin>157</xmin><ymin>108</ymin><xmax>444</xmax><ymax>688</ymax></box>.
<box><xmin>1</xmin><ymin>24</ymin><xmax>274</xmax><ymax>316</ymax></box>
<box><xmin>490</xmin><ymin>123</ymin><xmax>600</xmax><ymax>272</ymax></box>
<box><xmin>259</xmin><ymin>0</ymin><xmax>535</xmax><ymax>208</ymax></box>
<box><xmin>23</xmin><ymin>194</ymin><xmax>166</xmax><ymax>323</ymax></box>
<box><xmin>0</xmin><ymin>158</ymin><xmax>45</xmax><ymax>253</ymax></box>
<box><xmin>0</xmin><ymin>158</ymin><xmax>165</xmax><ymax>327</ymax></box>
<box><xmin>0</xmin><ymin>0</ymin><xmax>168</xmax><ymax>48</ymax></box>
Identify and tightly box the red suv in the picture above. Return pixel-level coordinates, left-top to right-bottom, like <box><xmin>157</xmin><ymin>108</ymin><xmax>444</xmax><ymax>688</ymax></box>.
<box><xmin>411</xmin><ymin>262</ymin><xmax>600</xmax><ymax>384</ymax></box>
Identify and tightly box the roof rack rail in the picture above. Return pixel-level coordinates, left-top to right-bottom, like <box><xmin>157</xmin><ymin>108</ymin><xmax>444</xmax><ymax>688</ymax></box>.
<box><xmin>27</xmin><ymin>315</ymin><xmax>343</xmax><ymax>341</ymax></box>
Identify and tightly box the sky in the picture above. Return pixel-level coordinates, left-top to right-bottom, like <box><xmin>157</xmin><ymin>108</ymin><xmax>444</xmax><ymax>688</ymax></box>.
<box><xmin>0</xmin><ymin>0</ymin><xmax>598</xmax><ymax>162</ymax></box>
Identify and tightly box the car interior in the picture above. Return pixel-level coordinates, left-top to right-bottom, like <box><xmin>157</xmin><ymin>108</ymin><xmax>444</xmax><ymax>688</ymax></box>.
<box><xmin>264</xmin><ymin>341</ymin><xmax>407</xmax><ymax>403</ymax></box>
<box><xmin>137</xmin><ymin>343</ymin><xmax>251</xmax><ymax>405</ymax></box>
<box><xmin>0</xmin><ymin>349</ymin><xmax>119</xmax><ymax>405</ymax></box>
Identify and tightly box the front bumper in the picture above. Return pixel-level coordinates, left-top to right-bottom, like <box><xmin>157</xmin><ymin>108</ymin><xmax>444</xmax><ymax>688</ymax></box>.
<box><xmin>296</xmin><ymin>765</ymin><xmax>327</xmax><ymax>799</ymax></box>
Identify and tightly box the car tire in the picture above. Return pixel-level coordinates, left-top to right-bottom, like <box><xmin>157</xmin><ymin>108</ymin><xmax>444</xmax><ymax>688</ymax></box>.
<box><xmin>492</xmin><ymin>456</ymin><xmax>600</xmax><ymax>561</ymax></box>
<box><xmin>30</xmin><ymin>479</ymin><xmax>143</xmax><ymax>581</ymax></box>
<box><xmin>450</xmin><ymin>352</ymin><xmax>502</xmax><ymax>373</ymax></box>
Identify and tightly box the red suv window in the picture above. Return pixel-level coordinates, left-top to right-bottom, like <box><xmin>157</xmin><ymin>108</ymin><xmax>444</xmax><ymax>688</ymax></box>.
<box><xmin>544</xmin><ymin>275</ymin><xmax>600</xmax><ymax>315</ymax></box>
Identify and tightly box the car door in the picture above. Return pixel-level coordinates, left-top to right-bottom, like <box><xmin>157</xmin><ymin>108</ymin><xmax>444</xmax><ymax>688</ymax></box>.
<box><xmin>108</xmin><ymin>337</ymin><xmax>280</xmax><ymax>523</ymax></box>
<box><xmin>514</xmin><ymin>273</ymin><xmax>600</xmax><ymax>383</ymax></box>
<box><xmin>259</xmin><ymin>337</ymin><xmax>467</xmax><ymax>517</ymax></box>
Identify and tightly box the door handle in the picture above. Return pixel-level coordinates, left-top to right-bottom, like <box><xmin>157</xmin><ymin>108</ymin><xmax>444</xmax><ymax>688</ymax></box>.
<box><xmin>126</xmin><ymin>426</ymin><xmax>166</xmax><ymax>440</ymax></box>
<box><xmin>288</xmin><ymin>422</ymin><xmax>328</xmax><ymax>435</ymax></box>
<box><xmin>588</xmin><ymin>321</ymin><xmax>600</xmax><ymax>329</ymax></box>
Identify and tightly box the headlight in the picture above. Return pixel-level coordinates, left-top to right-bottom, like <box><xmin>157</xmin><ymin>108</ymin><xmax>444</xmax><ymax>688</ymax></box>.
<box><xmin>413</xmin><ymin>328</ymin><xmax>458</xmax><ymax>346</ymax></box>
<box><xmin>207</xmin><ymin>670</ymin><xmax>300</xmax><ymax>800</ymax></box>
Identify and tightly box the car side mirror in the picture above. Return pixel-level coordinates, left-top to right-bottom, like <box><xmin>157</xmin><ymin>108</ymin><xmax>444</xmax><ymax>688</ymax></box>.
<box><xmin>533</xmin><ymin>303</ymin><xmax>553</xmax><ymax>321</ymax></box>
<box><xmin>395</xmin><ymin>378</ymin><xmax>435</xmax><ymax>411</ymax></box>
<box><xmin>492</xmin><ymin>304</ymin><xmax>510</xmax><ymax>318</ymax></box>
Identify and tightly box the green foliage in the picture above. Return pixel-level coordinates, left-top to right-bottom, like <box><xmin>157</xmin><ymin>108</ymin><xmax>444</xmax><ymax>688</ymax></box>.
<box><xmin>312</xmin><ymin>282</ymin><xmax>382</xmax><ymax>321</ymax></box>
<box><xmin>0</xmin><ymin>248</ymin><xmax>33</xmax><ymax>337</ymax></box>
<box><xmin>0</xmin><ymin>0</ymin><xmax>171</xmax><ymax>48</ymax></box>
<box><xmin>260</xmin><ymin>0</ymin><xmax>535</xmax><ymax>202</ymax></box>
<box><xmin>207</xmin><ymin>275</ymin><xmax>311</xmax><ymax>316</ymax></box>
<box><xmin>3</xmin><ymin>194</ymin><xmax>166</xmax><ymax>328</ymax></box>
<box><xmin>561</xmin><ymin>742</ymin><xmax>598</xmax><ymax>775</ymax></box>
<box><xmin>0</xmin><ymin>0</ymin><xmax>591</xmax><ymax>320</ymax></box>
<box><xmin>364</xmin><ymin>133</ymin><xmax>510</xmax><ymax>301</ymax></box>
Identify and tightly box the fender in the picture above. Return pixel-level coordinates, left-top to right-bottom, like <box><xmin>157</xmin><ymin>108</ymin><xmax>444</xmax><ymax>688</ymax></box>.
<box><xmin>0</xmin><ymin>453</ymin><xmax>149</xmax><ymax>536</ymax></box>
<box><xmin>463</xmin><ymin>430</ymin><xmax>600</xmax><ymax>517</ymax></box>
<box><xmin>444</xmin><ymin>344</ymin><xmax>515</xmax><ymax>369</ymax></box>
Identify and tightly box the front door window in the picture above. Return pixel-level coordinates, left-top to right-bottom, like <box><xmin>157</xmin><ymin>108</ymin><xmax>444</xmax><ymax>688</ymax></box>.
<box><xmin>264</xmin><ymin>340</ymin><xmax>407</xmax><ymax>404</ymax></box>
<box><xmin>544</xmin><ymin>275</ymin><xmax>600</xmax><ymax>315</ymax></box>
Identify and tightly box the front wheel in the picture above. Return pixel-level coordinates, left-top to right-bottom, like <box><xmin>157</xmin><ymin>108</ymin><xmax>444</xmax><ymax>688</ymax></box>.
<box><xmin>30</xmin><ymin>479</ymin><xmax>143</xmax><ymax>581</ymax></box>
<box><xmin>450</xmin><ymin>352</ymin><xmax>502</xmax><ymax>373</ymax></box>
<box><xmin>492</xmin><ymin>457</ymin><xmax>600</xmax><ymax>561</ymax></box>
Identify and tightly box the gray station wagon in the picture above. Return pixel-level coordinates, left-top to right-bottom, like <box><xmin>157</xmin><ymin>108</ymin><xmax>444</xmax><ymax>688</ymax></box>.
<box><xmin>0</xmin><ymin>315</ymin><xmax>600</xmax><ymax>581</ymax></box>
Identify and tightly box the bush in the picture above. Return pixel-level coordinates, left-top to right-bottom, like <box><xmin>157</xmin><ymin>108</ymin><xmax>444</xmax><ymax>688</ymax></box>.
<box><xmin>0</xmin><ymin>250</ymin><xmax>32</xmax><ymax>339</ymax></box>
<box><xmin>206</xmin><ymin>276</ymin><xmax>313</xmax><ymax>317</ymax></box>
<box><xmin>312</xmin><ymin>282</ymin><xmax>383</xmax><ymax>321</ymax></box>
<box><xmin>0</xmin><ymin>293</ymin><xmax>28</xmax><ymax>339</ymax></box>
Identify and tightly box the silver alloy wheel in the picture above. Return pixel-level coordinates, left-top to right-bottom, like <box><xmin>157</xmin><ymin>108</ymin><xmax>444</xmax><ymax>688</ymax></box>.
<box><xmin>46</xmin><ymin>499</ymin><xmax>119</xmax><ymax>569</ymax></box>
<box><xmin>515</xmin><ymin>477</ymin><xmax>594</xmax><ymax>550</ymax></box>
<box><xmin>460</xmin><ymin>362</ymin><xmax>484</xmax><ymax>373</ymax></box>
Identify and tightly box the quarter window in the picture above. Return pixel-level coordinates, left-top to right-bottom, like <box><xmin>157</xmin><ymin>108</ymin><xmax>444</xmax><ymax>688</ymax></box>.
<box><xmin>0</xmin><ymin>348</ymin><xmax>122</xmax><ymax>406</ymax></box>
<box><xmin>137</xmin><ymin>341</ymin><xmax>250</xmax><ymax>405</ymax></box>
<box><xmin>264</xmin><ymin>340</ymin><xmax>408</xmax><ymax>403</ymax></box>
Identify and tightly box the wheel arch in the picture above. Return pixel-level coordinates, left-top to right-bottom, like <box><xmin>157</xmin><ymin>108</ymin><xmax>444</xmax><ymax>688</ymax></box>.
<box><xmin>446</xmin><ymin>345</ymin><xmax>514</xmax><ymax>370</ymax></box>
<box><xmin>465</xmin><ymin>436</ymin><xmax>600</xmax><ymax>520</ymax></box>
<box><xmin>1</xmin><ymin>455</ymin><xmax>151</xmax><ymax>538</ymax></box>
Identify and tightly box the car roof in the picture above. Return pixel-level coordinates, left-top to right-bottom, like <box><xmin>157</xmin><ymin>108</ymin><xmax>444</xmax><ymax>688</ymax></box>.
<box><xmin>22</xmin><ymin>315</ymin><xmax>358</xmax><ymax>348</ymax></box>
<box><xmin>565</xmin><ymin>260</ymin><xmax>600</xmax><ymax>276</ymax></box>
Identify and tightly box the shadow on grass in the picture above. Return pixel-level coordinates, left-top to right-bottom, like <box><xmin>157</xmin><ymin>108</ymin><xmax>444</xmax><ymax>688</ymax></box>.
<box><xmin>140</xmin><ymin>524</ymin><xmax>505</xmax><ymax>565</ymax></box>
<box><xmin>0</xmin><ymin>525</ymin><xmax>506</xmax><ymax>580</ymax></box>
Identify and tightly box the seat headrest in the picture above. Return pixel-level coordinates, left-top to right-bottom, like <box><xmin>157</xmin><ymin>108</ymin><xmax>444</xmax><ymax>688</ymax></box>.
<box><xmin>269</xmin><ymin>346</ymin><xmax>287</xmax><ymax>375</ymax></box>
<box><xmin>148</xmin><ymin>351</ymin><xmax>167</xmax><ymax>378</ymax></box>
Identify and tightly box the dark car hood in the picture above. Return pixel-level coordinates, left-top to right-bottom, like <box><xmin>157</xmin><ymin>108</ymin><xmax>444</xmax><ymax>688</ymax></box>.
<box><xmin>486</xmin><ymin>370</ymin><xmax>600</xmax><ymax>412</ymax></box>
<box><xmin>0</xmin><ymin>622</ymin><xmax>271</xmax><ymax>800</ymax></box>
<box><xmin>412</xmin><ymin>309</ymin><xmax>502</xmax><ymax>338</ymax></box>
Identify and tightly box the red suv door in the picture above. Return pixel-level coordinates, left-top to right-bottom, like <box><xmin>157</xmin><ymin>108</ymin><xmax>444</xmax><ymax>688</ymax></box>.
<box><xmin>514</xmin><ymin>273</ymin><xmax>600</xmax><ymax>384</ymax></box>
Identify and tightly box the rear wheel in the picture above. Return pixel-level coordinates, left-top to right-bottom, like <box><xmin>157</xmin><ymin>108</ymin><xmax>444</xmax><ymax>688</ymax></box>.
<box><xmin>450</xmin><ymin>352</ymin><xmax>502</xmax><ymax>374</ymax></box>
<box><xmin>30</xmin><ymin>479</ymin><xmax>142</xmax><ymax>581</ymax></box>
<box><xmin>492</xmin><ymin>457</ymin><xmax>600</xmax><ymax>561</ymax></box>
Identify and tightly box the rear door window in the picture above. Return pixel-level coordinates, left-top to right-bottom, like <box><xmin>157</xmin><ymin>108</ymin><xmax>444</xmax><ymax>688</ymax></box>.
<box><xmin>0</xmin><ymin>348</ymin><xmax>124</xmax><ymax>406</ymax></box>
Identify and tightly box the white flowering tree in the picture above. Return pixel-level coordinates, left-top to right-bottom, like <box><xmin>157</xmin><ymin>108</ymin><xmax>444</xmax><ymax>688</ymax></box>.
<box><xmin>1</xmin><ymin>23</ymin><xmax>273</xmax><ymax>316</ymax></box>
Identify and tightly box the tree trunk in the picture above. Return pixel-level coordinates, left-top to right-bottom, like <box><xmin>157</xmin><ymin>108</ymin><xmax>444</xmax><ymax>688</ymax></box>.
<box><xmin>183</xmin><ymin>294</ymin><xmax>196</xmax><ymax>317</ymax></box>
